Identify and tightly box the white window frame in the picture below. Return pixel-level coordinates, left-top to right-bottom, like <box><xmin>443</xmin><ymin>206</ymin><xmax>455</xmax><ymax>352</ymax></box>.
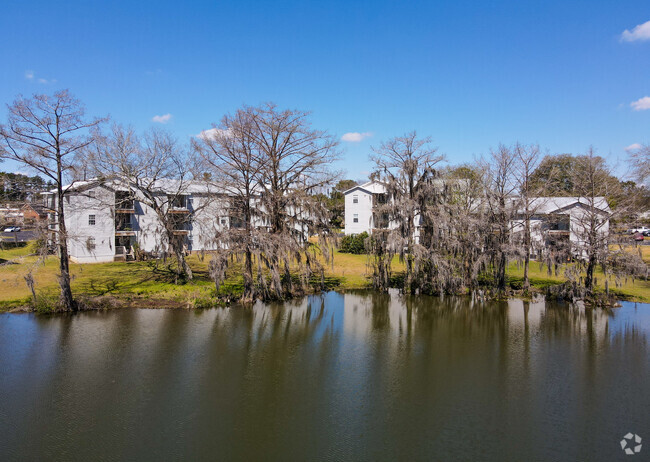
<box><xmin>353</xmin><ymin>213</ymin><xmax>359</xmax><ymax>223</ymax></box>
<box><xmin>353</xmin><ymin>195</ymin><xmax>359</xmax><ymax>204</ymax></box>
<box><xmin>88</xmin><ymin>214</ymin><xmax>96</xmax><ymax>226</ymax></box>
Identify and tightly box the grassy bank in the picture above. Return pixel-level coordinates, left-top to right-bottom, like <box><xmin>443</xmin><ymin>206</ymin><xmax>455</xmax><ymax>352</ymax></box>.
<box><xmin>1</xmin><ymin>242</ymin><xmax>649</xmax><ymax>311</ymax></box>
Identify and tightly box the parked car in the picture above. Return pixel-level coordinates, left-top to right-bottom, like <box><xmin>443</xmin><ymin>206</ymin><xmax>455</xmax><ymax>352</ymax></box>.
<box><xmin>643</xmin><ymin>230</ymin><xmax>650</xmax><ymax>237</ymax></box>
<box><xmin>628</xmin><ymin>226</ymin><xmax>650</xmax><ymax>234</ymax></box>
<box><xmin>3</xmin><ymin>226</ymin><xmax>21</xmax><ymax>232</ymax></box>
<box><xmin>632</xmin><ymin>232</ymin><xmax>645</xmax><ymax>242</ymax></box>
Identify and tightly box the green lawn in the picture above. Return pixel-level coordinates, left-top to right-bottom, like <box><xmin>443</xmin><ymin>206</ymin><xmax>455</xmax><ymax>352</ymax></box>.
<box><xmin>506</xmin><ymin>260</ymin><xmax>650</xmax><ymax>302</ymax></box>
<box><xmin>1</xmin><ymin>242</ymin><xmax>648</xmax><ymax>310</ymax></box>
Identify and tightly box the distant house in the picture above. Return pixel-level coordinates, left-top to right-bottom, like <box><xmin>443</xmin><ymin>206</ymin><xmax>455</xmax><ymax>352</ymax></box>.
<box><xmin>21</xmin><ymin>203</ymin><xmax>48</xmax><ymax>223</ymax></box>
<box><xmin>0</xmin><ymin>205</ymin><xmax>23</xmax><ymax>225</ymax></box>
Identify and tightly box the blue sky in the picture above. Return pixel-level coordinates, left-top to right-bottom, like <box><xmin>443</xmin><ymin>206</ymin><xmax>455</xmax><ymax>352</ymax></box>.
<box><xmin>1</xmin><ymin>0</ymin><xmax>649</xmax><ymax>181</ymax></box>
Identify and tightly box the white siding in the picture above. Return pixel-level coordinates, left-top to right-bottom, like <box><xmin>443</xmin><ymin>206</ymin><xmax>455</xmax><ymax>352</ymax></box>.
<box><xmin>65</xmin><ymin>187</ymin><xmax>115</xmax><ymax>263</ymax></box>
<box><xmin>344</xmin><ymin>189</ymin><xmax>374</xmax><ymax>235</ymax></box>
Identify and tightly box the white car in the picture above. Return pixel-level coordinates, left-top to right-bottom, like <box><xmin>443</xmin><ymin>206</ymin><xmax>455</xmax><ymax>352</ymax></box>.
<box><xmin>3</xmin><ymin>226</ymin><xmax>21</xmax><ymax>232</ymax></box>
<box><xmin>628</xmin><ymin>226</ymin><xmax>650</xmax><ymax>234</ymax></box>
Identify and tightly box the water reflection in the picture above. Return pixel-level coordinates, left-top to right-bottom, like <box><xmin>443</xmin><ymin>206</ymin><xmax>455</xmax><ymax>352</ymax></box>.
<box><xmin>0</xmin><ymin>292</ymin><xmax>648</xmax><ymax>461</ymax></box>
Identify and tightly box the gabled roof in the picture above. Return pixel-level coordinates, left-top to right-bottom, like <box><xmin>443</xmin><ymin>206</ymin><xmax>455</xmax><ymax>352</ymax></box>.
<box><xmin>47</xmin><ymin>178</ymin><xmax>233</xmax><ymax>195</ymax></box>
<box><xmin>343</xmin><ymin>178</ymin><xmax>470</xmax><ymax>195</ymax></box>
<box><xmin>21</xmin><ymin>203</ymin><xmax>49</xmax><ymax>214</ymax></box>
<box><xmin>519</xmin><ymin>197</ymin><xmax>611</xmax><ymax>215</ymax></box>
<box><xmin>343</xmin><ymin>181</ymin><xmax>387</xmax><ymax>195</ymax></box>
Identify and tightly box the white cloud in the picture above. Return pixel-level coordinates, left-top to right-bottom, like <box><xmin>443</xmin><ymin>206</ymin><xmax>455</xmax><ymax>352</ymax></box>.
<box><xmin>152</xmin><ymin>113</ymin><xmax>173</xmax><ymax>124</ymax></box>
<box><xmin>25</xmin><ymin>71</ymin><xmax>55</xmax><ymax>84</ymax></box>
<box><xmin>625</xmin><ymin>143</ymin><xmax>643</xmax><ymax>152</ymax></box>
<box><xmin>341</xmin><ymin>132</ymin><xmax>372</xmax><ymax>142</ymax></box>
<box><xmin>196</xmin><ymin>128</ymin><xmax>231</xmax><ymax>141</ymax></box>
<box><xmin>621</xmin><ymin>20</ymin><xmax>650</xmax><ymax>42</ymax></box>
<box><xmin>631</xmin><ymin>96</ymin><xmax>650</xmax><ymax>111</ymax></box>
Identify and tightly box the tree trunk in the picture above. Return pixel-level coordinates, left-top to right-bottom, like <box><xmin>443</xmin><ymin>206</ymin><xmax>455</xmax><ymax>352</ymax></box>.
<box><xmin>175</xmin><ymin>247</ymin><xmax>193</xmax><ymax>280</ymax></box>
<box><xmin>585</xmin><ymin>254</ymin><xmax>596</xmax><ymax>293</ymax></box>
<box><xmin>169</xmin><ymin>230</ymin><xmax>192</xmax><ymax>280</ymax></box>
<box><xmin>57</xmin><ymin>181</ymin><xmax>75</xmax><ymax>311</ymax></box>
<box><xmin>497</xmin><ymin>238</ymin><xmax>507</xmax><ymax>294</ymax></box>
<box><xmin>24</xmin><ymin>272</ymin><xmax>37</xmax><ymax>305</ymax></box>
<box><xmin>523</xmin><ymin>217</ymin><xmax>531</xmax><ymax>292</ymax></box>
<box><xmin>243</xmin><ymin>247</ymin><xmax>254</xmax><ymax>300</ymax></box>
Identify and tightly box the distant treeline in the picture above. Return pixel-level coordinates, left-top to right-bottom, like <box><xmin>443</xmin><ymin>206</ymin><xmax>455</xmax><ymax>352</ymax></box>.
<box><xmin>0</xmin><ymin>172</ymin><xmax>52</xmax><ymax>202</ymax></box>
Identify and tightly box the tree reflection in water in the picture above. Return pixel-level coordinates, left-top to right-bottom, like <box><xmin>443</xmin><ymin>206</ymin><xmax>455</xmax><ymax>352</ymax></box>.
<box><xmin>0</xmin><ymin>292</ymin><xmax>647</xmax><ymax>461</ymax></box>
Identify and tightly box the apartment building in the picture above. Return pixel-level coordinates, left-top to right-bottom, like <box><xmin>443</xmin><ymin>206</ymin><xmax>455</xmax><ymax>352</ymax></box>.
<box><xmin>344</xmin><ymin>180</ymin><xmax>611</xmax><ymax>250</ymax></box>
<box><xmin>510</xmin><ymin>196</ymin><xmax>611</xmax><ymax>253</ymax></box>
<box><xmin>343</xmin><ymin>181</ymin><xmax>391</xmax><ymax>235</ymax></box>
<box><xmin>42</xmin><ymin>179</ymin><xmax>232</xmax><ymax>263</ymax></box>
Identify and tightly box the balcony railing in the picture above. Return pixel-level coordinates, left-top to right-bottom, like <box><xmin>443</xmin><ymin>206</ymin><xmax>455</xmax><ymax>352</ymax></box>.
<box><xmin>115</xmin><ymin>200</ymin><xmax>135</xmax><ymax>213</ymax></box>
<box><xmin>115</xmin><ymin>218</ymin><xmax>135</xmax><ymax>236</ymax></box>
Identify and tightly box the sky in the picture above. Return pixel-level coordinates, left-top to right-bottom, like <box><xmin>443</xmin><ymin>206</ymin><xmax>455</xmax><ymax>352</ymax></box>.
<box><xmin>0</xmin><ymin>0</ymin><xmax>649</xmax><ymax>181</ymax></box>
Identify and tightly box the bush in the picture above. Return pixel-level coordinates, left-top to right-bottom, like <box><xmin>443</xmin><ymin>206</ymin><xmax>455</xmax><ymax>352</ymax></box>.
<box><xmin>32</xmin><ymin>293</ymin><xmax>61</xmax><ymax>314</ymax></box>
<box><xmin>340</xmin><ymin>232</ymin><xmax>369</xmax><ymax>254</ymax></box>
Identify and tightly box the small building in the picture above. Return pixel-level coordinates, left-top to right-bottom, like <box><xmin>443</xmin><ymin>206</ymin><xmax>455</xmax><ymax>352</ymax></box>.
<box><xmin>20</xmin><ymin>203</ymin><xmax>48</xmax><ymax>223</ymax></box>
<box><xmin>0</xmin><ymin>205</ymin><xmax>23</xmax><ymax>225</ymax></box>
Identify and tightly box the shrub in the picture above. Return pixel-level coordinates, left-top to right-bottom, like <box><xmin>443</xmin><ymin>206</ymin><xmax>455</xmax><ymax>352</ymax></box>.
<box><xmin>32</xmin><ymin>293</ymin><xmax>61</xmax><ymax>314</ymax></box>
<box><xmin>339</xmin><ymin>232</ymin><xmax>369</xmax><ymax>254</ymax></box>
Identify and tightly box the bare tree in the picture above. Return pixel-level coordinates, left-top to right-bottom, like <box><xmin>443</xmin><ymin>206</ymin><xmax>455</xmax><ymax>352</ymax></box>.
<box><xmin>628</xmin><ymin>144</ymin><xmax>650</xmax><ymax>185</ymax></box>
<box><xmin>512</xmin><ymin>143</ymin><xmax>544</xmax><ymax>292</ymax></box>
<box><xmin>193</xmin><ymin>108</ymin><xmax>268</xmax><ymax>300</ymax></box>
<box><xmin>88</xmin><ymin>124</ymin><xmax>199</xmax><ymax>280</ymax></box>
<box><xmin>249</xmin><ymin>103</ymin><xmax>340</xmax><ymax>299</ymax></box>
<box><xmin>369</xmin><ymin>132</ymin><xmax>445</xmax><ymax>293</ymax></box>
<box><xmin>0</xmin><ymin>90</ymin><xmax>105</xmax><ymax>311</ymax></box>
<box><xmin>481</xmin><ymin>145</ymin><xmax>519</xmax><ymax>295</ymax></box>
<box><xmin>434</xmin><ymin>165</ymin><xmax>488</xmax><ymax>293</ymax></box>
<box><xmin>569</xmin><ymin>148</ymin><xmax>621</xmax><ymax>294</ymax></box>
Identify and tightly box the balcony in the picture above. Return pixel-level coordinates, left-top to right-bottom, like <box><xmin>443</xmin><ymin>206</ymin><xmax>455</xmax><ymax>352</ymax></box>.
<box><xmin>115</xmin><ymin>217</ymin><xmax>135</xmax><ymax>236</ymax></box>
<box><xmin>168</xmin><ymin>195</ymin><xmax>190</xmax><ymax>214</ymax></box>
<box><xmin>115</xmin><ymin>192</ymin><xmax>135</xmax><ymax>213</ymax></box>
<box><xmin>169</xmin><ymin>208</ymin><xmax>190</xmax><ymax>214</ymax></box>
<box><xmin>115</xmin><ymin>203</ymin><xmax>135</xmax><ymax>213</ymax></box>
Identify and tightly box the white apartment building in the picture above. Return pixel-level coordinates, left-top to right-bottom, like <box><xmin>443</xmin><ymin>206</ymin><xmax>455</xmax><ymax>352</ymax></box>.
<box><xmin>511</xmin><ymin>196</ymin><xmax>611</xmax><ymax>252</ymax></box>
<box><xmin>42</xmin><ymin>179</ymin><xmax>240</xmax><ymax>263</ymax></box>
<box><xmin>343</xmin><ymin>181</ymin><xmax>390</xmax><ymax>235</ymax></box>
<box><xmin>344</xmin><ymin>180</ymin><xmax>611</xmax><ymax>250</ymax></box>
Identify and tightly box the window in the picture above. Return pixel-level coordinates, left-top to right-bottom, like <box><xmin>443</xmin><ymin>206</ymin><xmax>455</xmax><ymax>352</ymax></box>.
<box><xmin>169</xmin><ymin>195</ymin><xmax>187</xmax><ymax>209</ymax></box>
<box><xmin>353</xmin><ymin>214</ymin><xmax>359</xmax><ymax>223</ymax></box>
<box><xmin>86</xmin><ymin>237</ymin><xmax>96</xmax><ymax>250</ymax></box>
<box><xmin>353</xmin><ymin>195</ymin><xmax>358</xmax><ymax>204</ymax></box>
<box><xmin>88</xmin><ymin>214</ymin><xmax>96</xmax><ymax>226</ymax></box>
<box><xmin>220</xmin><ymin>218</ymin><xmax>227</xmax><ymax>226</ymax></box>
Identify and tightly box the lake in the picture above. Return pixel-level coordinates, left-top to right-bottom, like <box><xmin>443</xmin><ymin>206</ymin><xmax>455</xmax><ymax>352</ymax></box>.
<box><xmin>1</xmin><ymin>291</ymin><xmax>649</xmax><ymax>461</ymax></box>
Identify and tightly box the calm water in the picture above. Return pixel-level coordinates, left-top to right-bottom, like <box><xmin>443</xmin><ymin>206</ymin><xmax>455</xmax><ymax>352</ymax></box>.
<box><xmin>1</xmin><ymin>292</ymin><xmax>649</xmax><ymax>461</ymax></box>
